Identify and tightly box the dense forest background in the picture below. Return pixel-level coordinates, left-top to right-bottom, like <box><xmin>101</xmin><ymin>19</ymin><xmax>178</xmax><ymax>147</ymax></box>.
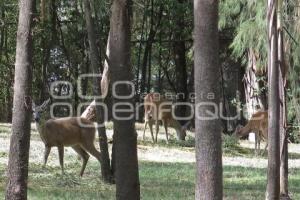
<box><xmin>0</xmin><ymin>0</ymin><xmax>299</xmax><ymax>140</ymax></box>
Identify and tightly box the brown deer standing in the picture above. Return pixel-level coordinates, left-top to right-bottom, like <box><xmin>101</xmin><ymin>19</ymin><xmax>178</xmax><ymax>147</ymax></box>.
<box><xmin>32</xmin><ymin>99</ymin><xmax>101</xmax><ymax>176</ymax></box>
<box><xmin>143</xmin><ymin>93</ymin><xmax>187</xmax><ymax>143</ymax></box>
<box><xmin>235</xmin><ymin>110</ymin><xmax>268</xmax><ymax>155</ymax></box>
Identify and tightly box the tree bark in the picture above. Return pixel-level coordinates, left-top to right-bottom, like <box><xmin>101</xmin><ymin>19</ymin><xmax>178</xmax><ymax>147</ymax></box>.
<box><xmin>39</xmin><ymin>0</ymin><xmax>49</xmax><ymax>103</ymax></box>
<box><xmin>6</xmin><ymin>68</ymin><xmax>13</xmax><ymax>123</ymax></box>
<box><xmin>243</xmin><ymin>49</ymin><xmax>267</xmax><ymax>116</ymax></box>
<box><xmin>83</xmin><ymin>0</ymin><xmax>113</xmax><ymax>183</ymax></box>
<box><xmin>278</xmin><ymin>1</ymin><xmax>289</xmax><ymax>197</ymax></box>
<box><xmin>108</xmin><ymin>0</ymin><xmax>140</xmax><ymax>199</ymax></box>
<box><xmin>5</xmin><ymin>0</ymin><xmax>34</xmax><ymax>199</ymax></box>
<box><xmin>0</xmin><ymin>6</ymin><xmax>4</xmax><ymax>63</ymax></box>
<box><xmin>140</xmin><ymin>3</ymin><xmax>163</xmax><ymax>95</ymax></box>
<box><xmin>266</xmin><ymin>0</ymin><xmax>280</xmax><ymax>199</ymax></box>
<box><xmin>134</xmin><ymin>3</ymin><xmax>147</xmax><ymax>95</ymax></box>
<box><xmin>194</xmin><ymin>0</ymin><xmax>223</xmax><ymax>199</ymax></box>
<box><xmin>173</xmin><ymin>0</ymin><xmax>188</xmax><ymax>130</ymax></box>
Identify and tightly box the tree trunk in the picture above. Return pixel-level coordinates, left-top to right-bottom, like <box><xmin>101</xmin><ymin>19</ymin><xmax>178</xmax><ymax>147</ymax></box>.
<box><xmin>266</xmin><ymin>0</ymin><xmax>280</xmax><ymax>199</ymax></box>
<box><xmin>135</xmin><ymin>5</ymin><xmax>147</xmax><ymax>95</ymax></box>
<box><xmin>140</xmin><ymin>30</ymin><xmax>154</xmax><ymax>95</ymax></box>
<box><xmin>173</xmin><ymin>0</ymin><xmax>188</xmax><ymax>130</ymax></box>
<box><xmin>279</xmin><ymin>55</ymin><xmax>288</xmax><ymax>198</ymax></box>
<box><xmin>39</xmin><ymin>0</ymin><xmax>50</xmax><ymax>103</ymax></box>
<box><xmin>140</xmin><ymin>3</ymin><xmax>163</xmax><ymax>95</ymax></box>
<box><xmin>83</xmin><ymin>0</ymin><xmax>112</xmax><ymax>183</ymax></box>
<box><xmin>157</xmin><ymin>30</ymin><xmax>163</xmax><ymax>93</ymax></box>
<box><xmin>5</xmin><ymin>0</ymin><xmax>34</xmax><ymax>199</ymax></box>
<box><xmin>0</xmin><ymin>6</ymin><xmax>4</xmax><ymax>63</ymax></box>
<box><xmin>278</xmin><ymin>1</ymin><xmax>289</xmax><ymax>197</ymax></box>
<box><xmin>243</xmin><ymin>49</ymin><xmax>267</xmax><ymax>116</ymax></box>
<box><xmin>108</xmin><ymin>0</ymin><xmax>140</xmax><ymax>199</ymax></box>
<box><xmin>6</xmin><ymin>68</ymin><xmax>13</xmax><ymax>123</ymax></box>
<box><xmin>194</xmin><ymin>0</ymin><xmax>223</xmax><ymax>199</ymax></box>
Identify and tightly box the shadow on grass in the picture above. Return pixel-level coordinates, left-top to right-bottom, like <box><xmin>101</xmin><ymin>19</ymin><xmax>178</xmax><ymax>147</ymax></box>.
<box><xmin>288</xmin><ymin>152</ymin><xmax>300</xmax><ymax>159</ymax></box>
<box><xmin>1</xmin><ymin>161</ymin><xmax>299</xmax><ymax>200</ymax></box>
<box><xmin>138</xmin><ymin>135</ymin><xmax>195</xmax><ymax>149</ymax></box>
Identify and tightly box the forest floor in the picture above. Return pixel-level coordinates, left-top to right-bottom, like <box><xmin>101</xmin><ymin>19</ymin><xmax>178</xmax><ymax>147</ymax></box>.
<box><xmin>0</xmin><ymin>122</ymin><xmax>300</xmax><ymax>199</ymax></box>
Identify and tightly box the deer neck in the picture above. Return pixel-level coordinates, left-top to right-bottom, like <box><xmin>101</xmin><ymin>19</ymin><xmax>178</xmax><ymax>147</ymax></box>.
<box><xmin>36</xmin><ymin>121</ymin><xmax>44</xmax><ymax>134</ymax></box>
<box><xmin>35</xmin><ymin>116</ymin><xmax>49</xmax><ymax>140</ymax></box>
<box><xmin>239</xmin><ymin>123</ymin><xmax>253</xmax><ymax>137</ymax></box>
<box><xmin>169</xmin><ymin>119</ymin><xmax>183</xmax><ymax>137</ymax></box>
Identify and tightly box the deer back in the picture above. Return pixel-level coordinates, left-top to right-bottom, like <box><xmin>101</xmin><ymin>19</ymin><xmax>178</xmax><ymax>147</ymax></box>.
<box><xmin>42</xmin><ymin>117</ymin><xmax>95</xmax><ymax>147</ymax></box>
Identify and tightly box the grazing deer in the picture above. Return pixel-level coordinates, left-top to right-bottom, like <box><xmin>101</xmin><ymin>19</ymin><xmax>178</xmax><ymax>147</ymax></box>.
<box><xmin>32</xmin><ymin>99</ymin><xmax>101</xmax><ymax>176</ymax></box>
<box><xmin>235</xmin><ymin>110</ymin><xmax>268</xmax><ymax>155</ymax></box>
<box><xmin>143</xmin><ymin>93</ymin><xmax>187</xmax><ymax>143</ymax></box>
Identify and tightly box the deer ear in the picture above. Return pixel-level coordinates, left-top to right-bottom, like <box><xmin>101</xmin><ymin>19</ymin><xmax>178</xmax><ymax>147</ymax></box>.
<box><xmin>182</xmin><ymin>121</ymin><xmax>191</xmax><ymax>131</ymax></box>
<box><xmin>101</xmin><ymin>70</ymin><xmax>109</xmax><ymax>99</ymax></box>
<box><xmin>40</xmin><ymin>98</ymin><xmax>51</xmax><ymax>111</ymax></box>
<box><xmin>101</xmin><ymin>52</ymin><xmax>111</xmax><ymax>99</ymax></box>
<box><xmin>234</xmin><ymin>125</ymin><xmax>242</xmax><ymax>135</ymax></box>
<box><xmin>31</xmin><ymin>102</ymin><xmax>36</xmax><ymax>112</ymax></box>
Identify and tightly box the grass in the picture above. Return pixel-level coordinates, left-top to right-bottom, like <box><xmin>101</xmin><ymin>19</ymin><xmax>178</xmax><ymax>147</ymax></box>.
<box><xmin>0</xmin><ymin>161</ymin><xmax>300</xmax><ymax>199</ymax></box>
<box><xmin>1</xmin><ymin>123</ymin><xmax>300</xmax><ymax>199</ymax></box>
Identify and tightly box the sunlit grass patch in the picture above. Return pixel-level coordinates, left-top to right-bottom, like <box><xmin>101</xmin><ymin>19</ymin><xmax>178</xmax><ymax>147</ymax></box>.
<box><xmin>0</xmin><ymin>160</ymin><xmax>300</xmax><ymax>199</ymax></box>
<box><xmin>1</xmin><ymin>123</ymin><xmax>300</xmax><ymax>199</ymax></box>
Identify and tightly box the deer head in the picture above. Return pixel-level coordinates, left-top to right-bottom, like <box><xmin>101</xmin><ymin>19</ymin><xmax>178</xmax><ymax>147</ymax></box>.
<box><xmin>32</xmin><ymin>98</ymin><xmax>51</xmax><ymax>122</ymax></box>
<box><xmin>234</xmin><ymin>124</ymin><xmax>244</xmax><ymax>138</ymax></box>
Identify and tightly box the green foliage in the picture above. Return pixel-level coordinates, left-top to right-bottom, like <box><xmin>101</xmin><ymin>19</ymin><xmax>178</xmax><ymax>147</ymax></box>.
<box><xmin>219</xmin><ymin>0</ymin><xmax>243</xmax><ymax>29</ymax></box>
<box><xmin>285</xmin><ymin>0</ymin><xmax>300</xmax><ymax>133</ymax></box>
<box><xmin>222</xmin><ymin>134</ymin><xmax>239</xmax><ymax>149</ymax></box>
<box><xmin>220</xmin><ymin>0</ymin><xmax>267</xmax><ymax>67</ymax></box>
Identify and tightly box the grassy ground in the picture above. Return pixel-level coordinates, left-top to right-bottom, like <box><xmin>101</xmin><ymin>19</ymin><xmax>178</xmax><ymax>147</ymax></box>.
<box><xmin>0</xmin><ymin>161</ymin><xmax>300</xmax><ymax>199</ymax></box>
<box><xmin>0</xmin><ymin>123</ymin><xmax>300</xmax><ymax>199</ymax></box>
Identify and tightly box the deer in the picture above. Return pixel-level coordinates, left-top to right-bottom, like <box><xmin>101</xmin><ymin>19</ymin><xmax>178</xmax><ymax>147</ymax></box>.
<box><xmin>32</xmin><ymin>99</ymin><xmax>101</xmax><ymax>176</ymax></box>
<box><xmin>234</xmin><ymin>110</ymin><xmax>268</xmax><ymax>155</ymax></box>
<box><xmin>143</xmin><ymin>93</ymin><xmax>187</xmax><ymax>144</ymax></box>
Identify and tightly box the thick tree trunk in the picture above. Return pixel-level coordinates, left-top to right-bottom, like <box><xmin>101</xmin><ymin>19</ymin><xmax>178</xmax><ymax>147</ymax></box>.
<box><xmin>5</xmin><ymin>0</ymin><xmax>34</xmax><ymax>199</ymax></box>
<box><xmin>173</xmin><ymin>0</ymin><xmax>188</xmax><ymax>131</ymax></box>
<box><xmin>194</xmin><ymin>0</ymin><xmax>223</xmax><ymax>199</ymax></box>
<box><xmin>243</xmin><ymin>49</ymin><xmax>267</xmax><ymax>116</ymax></box>
<box><xmin>278</xmin><ymin>2</ymin><xmax>289</xmax><ymax>197</ymax></box>
<box><xmin>108</xmin><ymin>0</ymin><xmax>140</xmax><ymax>199</ymax></box>
<box><xmin>83</xmin><ymin>0</ymin><xmax>112</xmax><ymax>183</ymax></box>
<box><xmin>279</xmin><ymin>63</ymin><xmax>288</xmax><ymax>198</ymax></box>
<box><xmin>266</xmin><ymin>0</ymin><xmax>280</xmax><ymax>199</ymax></box>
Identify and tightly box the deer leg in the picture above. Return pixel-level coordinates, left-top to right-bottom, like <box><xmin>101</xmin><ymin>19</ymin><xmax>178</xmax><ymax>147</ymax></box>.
<box><xmin>254</xmin><ymin>134</ymin><xmax>257</xmax><ymax>155</ymax></box>
<box><xmin>155</xmin><ymin>119</ymin><xmax>159</xmax><ymax>143</ymax></box>
<box><xmin>57</xmin><ymin>145</ymin><xmax>64</xmax><ymax>174</ymax></box>
<box><xmin>81</xmin><ymin>142</ymin><xmax>101</xmax><ymax>163</ymax></box>
<box><xmin>72</xmin><ymin>145</ymin><xmax>90</xmax><ymax>177</ymax></box>
<box><xmin>43</xmin><ymin>145</ymin><xmax>51</xmax><ymax>167</ymax></box>
<box><xmin>254</xmin><ymin>132</ymin><xmax>258</xmax><ymax>156</ymax></box>
<box><xmin>262</xmin><ymin>142</ymin><xmax>268</xmax><ymax>155</ymax></box>
<box><xmin>257</xmin><ymin>133</ymin><xmax>261</xmax><ymax>154</ymax></box>
<box><xmin>143</xmin><ymin>121</ymin><xmax>148</xmax><ymax>141</ymax></box>
<box><xmin>148</xmin><ymin>120</ymin><xmax>155</xmax><ymax>143</ymax></box>
<box><xmin>163</xmin><ymin>119</ymin><xmax>169</xmax><ymax>144</ymax></box>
